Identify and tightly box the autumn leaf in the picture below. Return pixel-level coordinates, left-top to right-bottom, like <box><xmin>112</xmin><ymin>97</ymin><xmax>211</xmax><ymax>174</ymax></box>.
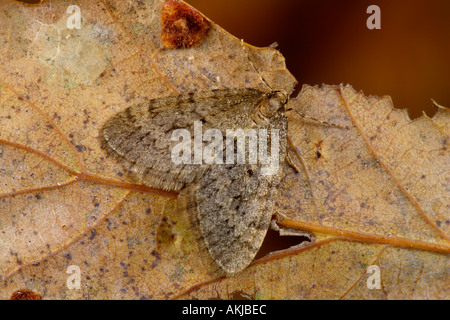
<box><xmin>0</xmin><ymin>0</ymin><xmax>449</xmax><ymax>300</ymax></box>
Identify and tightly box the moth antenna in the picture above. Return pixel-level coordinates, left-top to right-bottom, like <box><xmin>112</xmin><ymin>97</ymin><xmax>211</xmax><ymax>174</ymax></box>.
<box><xmin>240</xmin><ymin>39</ymin><xmax>274</xmax><ymax>92</ymax></box>
<box><xmin>290</xmin><ymin>109</ymin><xmax>350</xmax><ymax>130</ymax></box>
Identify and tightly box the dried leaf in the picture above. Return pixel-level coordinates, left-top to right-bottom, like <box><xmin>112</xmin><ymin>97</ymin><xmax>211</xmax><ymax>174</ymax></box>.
<box><xmin>0</xmin><ymin>0</ymin><xmax>448</xmax><ymax>300</ymax></box>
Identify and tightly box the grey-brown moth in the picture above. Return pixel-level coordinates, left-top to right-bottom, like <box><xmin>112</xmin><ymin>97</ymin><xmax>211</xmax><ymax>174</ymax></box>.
<box><xmin>101</xmin><ymin>88</ymin><xmax>288</xmax><ymax>275</ymax></box>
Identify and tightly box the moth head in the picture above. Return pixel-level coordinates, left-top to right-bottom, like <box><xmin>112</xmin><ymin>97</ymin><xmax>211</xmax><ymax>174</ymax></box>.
<box><xmin>260</xmin><ymin>90</ymin><xmax>289</xmax><ymax>119</ymax></box>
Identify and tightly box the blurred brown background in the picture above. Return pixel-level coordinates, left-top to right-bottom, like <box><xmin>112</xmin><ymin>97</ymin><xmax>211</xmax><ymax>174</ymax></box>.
<box><xmin>189</xmin><ymin>0</ymin><xmax>450</xmax><ymax>119</ymax></box>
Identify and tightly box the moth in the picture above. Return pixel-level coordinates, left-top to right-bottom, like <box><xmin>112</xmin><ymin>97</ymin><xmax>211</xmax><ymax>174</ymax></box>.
<box><xmin>101</xmin><ymin>88</ymin><xmax>288</xmax><ymax>275</ymax></box>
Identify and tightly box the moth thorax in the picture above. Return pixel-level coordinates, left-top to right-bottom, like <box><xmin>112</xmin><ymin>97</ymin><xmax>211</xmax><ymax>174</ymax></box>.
<box><xmin>259</xmin><ymin>91</ymin><xmax>288</xmax><ymax>119</ymax></box>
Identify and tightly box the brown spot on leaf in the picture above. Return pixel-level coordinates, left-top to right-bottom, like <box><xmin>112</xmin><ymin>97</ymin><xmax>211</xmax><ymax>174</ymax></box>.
<box><xmin>316</xmin><ymin>149</ymin><xmax>322</xmax><ymax>160</ymax></box>
<box><xmin>10</xmin><ymin>289</ymin><xmax>42</xmax><ymax>300</ymax></box>
<box><xmin>230</xmin><ymin>291</ymin><xmax>253</xmax><ymax>300</ymax></box>
<box><xmin>161</xmin><ymin>0</ymin><xmax>210</xmax><ymax>49</ymax></box>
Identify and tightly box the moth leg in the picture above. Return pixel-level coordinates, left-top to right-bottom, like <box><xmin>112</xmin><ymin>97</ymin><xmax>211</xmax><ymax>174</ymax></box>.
<box><xmin>288</xmin><ymin>108</ymin><xmax>350</xmax><ymax>130</ymax></box>
<box><xmin>285</xmin><ymin>142</ymin><xmax>302</xmax><ymax>174</ymax></box>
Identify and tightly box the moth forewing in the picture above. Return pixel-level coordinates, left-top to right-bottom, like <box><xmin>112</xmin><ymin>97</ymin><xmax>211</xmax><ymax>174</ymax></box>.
<box><xmin>101</xmin><ymin>88</ymin><xmax>288</xmax><ymax>274</ymax></box>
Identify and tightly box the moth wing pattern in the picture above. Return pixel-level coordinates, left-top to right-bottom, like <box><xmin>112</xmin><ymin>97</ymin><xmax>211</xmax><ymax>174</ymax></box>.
<box><xmin>178</xmin><ymin>112</ymin><xmax>288</xmax><ymax>275</ymax></box>
<box><xmin>102</xmin><ymin>89</ymin><xmax>266</xmax><ymax>191</ymax></box>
